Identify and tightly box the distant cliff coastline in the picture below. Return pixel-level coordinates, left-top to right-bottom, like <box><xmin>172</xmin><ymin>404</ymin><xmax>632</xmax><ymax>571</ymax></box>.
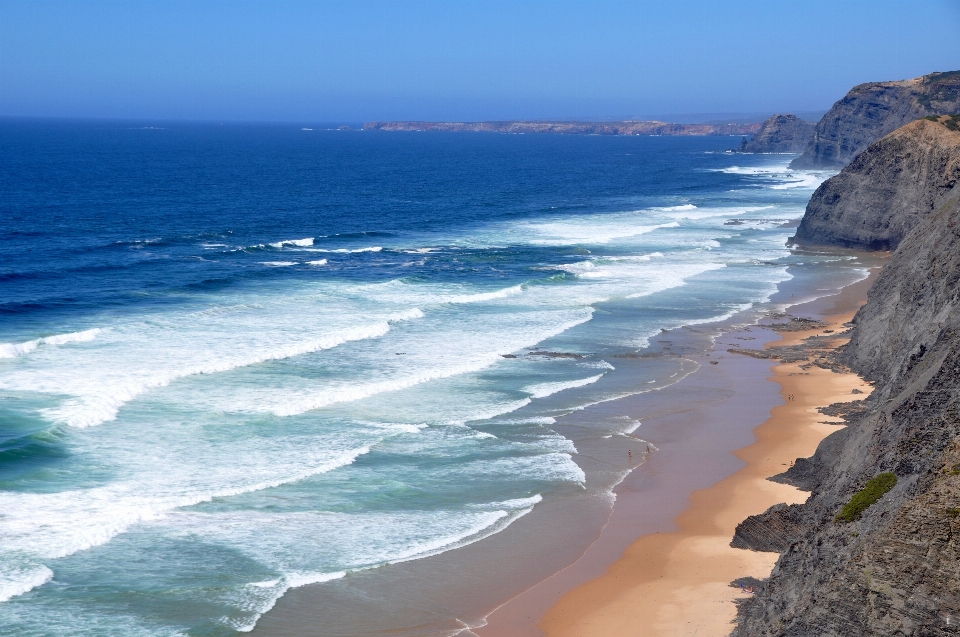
<box><xmin>738</xmin><ymin>114</ymin><xmax>815</xmax><ymax>153</ymax></box>
<box><xmin>791</xmin><ymin>71</ymin><xmax>960</xmax><ymax>169</ymax></box>
<box><xmin>362</xmin><ymin>120</ymin><xmax>762</xmax><ymax>136</ymax></box>
<box><xmin>733</xmin><ymin>113</ymin><xmax>960</xmax><ymax>634</ymax></box>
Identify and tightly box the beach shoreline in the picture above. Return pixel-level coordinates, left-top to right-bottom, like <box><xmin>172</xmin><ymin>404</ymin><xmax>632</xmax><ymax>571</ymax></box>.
<box><xmin>250</xmin><ymin>256</ymin><xmax>882</xmax><ymax>637</ymax></box>
<box><xmin>477</xmin><ymin>262</ymin><xmax>882</xmax><ymax>637</ymax></box>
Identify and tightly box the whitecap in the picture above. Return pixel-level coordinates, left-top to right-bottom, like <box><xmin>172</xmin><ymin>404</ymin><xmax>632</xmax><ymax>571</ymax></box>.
<box><xmin>444</xmin><ymin>284</ymin><xmax>523</xmax><ymax>304</ymax></box>
<box><xmin>0</xmin><ymin>328</ymin><xmax>102</xmax><ymax>359</ymax></box>
<box><xmin>268</xmin><ymin>238</ymin><xmax>314</xmax><ymax>248</ymax></box>
<box><xmin>308</xmin><ymin>246</ymin><xmax>382</xmax><ymax>253</ymax></box>
<box><xmin>40</xmin><ymin>321</ymin><xmax>404</xmax><ymax>428</ymax></box>
<box><xmin>0</xmin><ymin>562</ymin><xmax>54</xmax><ymax>603</ymax></box>
<box><xmin>524</xmin><ymin>374</ymin><xmax>604</xmax><ymax>399</ymax></box>
<box><xmin>225</xmin><ymin>571</ymin><xmax>346</xmax><ymax>633</ymax></box>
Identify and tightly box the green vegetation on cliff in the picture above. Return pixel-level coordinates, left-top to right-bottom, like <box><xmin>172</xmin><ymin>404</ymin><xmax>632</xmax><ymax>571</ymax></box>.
<box><xmin>836</xmin><ymin>473</ymin><xmax>897</xmax><ymax>522</ymax></box>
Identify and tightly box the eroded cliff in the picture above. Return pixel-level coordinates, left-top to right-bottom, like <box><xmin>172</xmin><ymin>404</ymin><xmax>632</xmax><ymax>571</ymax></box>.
<box><xmin>792</xmin><ymin>117</ymin><xmax>960</xmax><ymax>250</ymax></box>
<box><xmin>739</xmin><ymin>114</ymin><xmax>814</xmax><ymax>153</ymax></box>
<box><xmin>732</xmin><ymin>121</ymin><xmax>960</xmax><ymax>636</ymax></box>
<box><xmin>791</xmin><ymin>71</ymin><xmax>960</xmax><ymax>169</ymax></box>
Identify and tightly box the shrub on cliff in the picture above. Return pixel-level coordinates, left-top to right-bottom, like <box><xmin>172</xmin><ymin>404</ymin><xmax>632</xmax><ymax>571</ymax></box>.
<box><xmin>836</xmin><ymin>472</ymin><xmax>898</xmax><ymax>522</ymax></box>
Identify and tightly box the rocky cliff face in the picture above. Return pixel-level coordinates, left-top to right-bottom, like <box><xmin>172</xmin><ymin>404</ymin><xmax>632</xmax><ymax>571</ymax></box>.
<box><xmin>791</xmin><ymin>71</ymin><xmax>960</xmax><ymax>169</ymax></box>
<box><xmin>792</xmin><ymin>117</ymin><xmax>960</xmax><ymax>250</ymax></box>
<box><xmin>739</xmin><ymin>114</ymin><xmax>814</xmax><ymax>153</ymax></box>
<box><xmin>732</xmin><ymin>124</ymin><xmax>960</xmax><ymax>635</ymax></box>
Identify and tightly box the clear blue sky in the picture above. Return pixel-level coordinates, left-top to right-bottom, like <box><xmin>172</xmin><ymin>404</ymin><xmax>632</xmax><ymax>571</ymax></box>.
<box><xmin>2</xmin><ymin>0</ymin><xmax>959</xmax><ymax>122</ymax></box>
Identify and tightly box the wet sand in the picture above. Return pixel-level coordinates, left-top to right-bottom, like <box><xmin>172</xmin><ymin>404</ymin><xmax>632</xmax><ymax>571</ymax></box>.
<box><xmin>475</xmin><ymin>268</ymin><xmax>878</xmax><ymax>637</ymax></box>
<box><xmin>253</xmin><ymin>258</ymin><xmax>882</xmax><ymax>637</ymax></box>
<box><xmin>529</xmin><ymin>272</ymin><xmax>878</xmax><ymax>637</ymax></box>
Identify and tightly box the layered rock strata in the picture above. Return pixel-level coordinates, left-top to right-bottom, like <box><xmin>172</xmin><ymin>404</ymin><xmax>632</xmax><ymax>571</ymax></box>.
<box><xmin>738</xmin><ymin>114</ymin><xmax>814</xmax><ymax>153</ymax></box>
<box><xmin>790</xmin><ymin>70</ymin><xmax>960</xmax><ymax>169</ymax></box>
<box><xmin>732</xmin><ymin>120</ymin><xmax>960</xmax><ymax>635</ymax></box>
<box><xmin>792</xmin><ymin>117</ymin><xmax>960</xmax><ymax>250</ymax></box>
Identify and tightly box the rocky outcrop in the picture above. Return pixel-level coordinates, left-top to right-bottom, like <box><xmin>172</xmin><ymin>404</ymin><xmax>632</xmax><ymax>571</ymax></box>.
<box><xmin>362</xmin><ymin>120</ymin><xmax>762</xmax><ymax>136</ymax></box>
<box><xmin>731</xmin><ymin>503</ymin><xmax>806</xmax><ymax>552</ymax></box>
<box><xmin>738</xmin><ymin>114</ymin><xmax>815</xmax><ymax>153</ymax></box>
<box><xmin>791</xmin><ymin>70</ymin><xmax>960</xmax><ymax>169</ymax></box>
<box><xmin>791</xmin><ymin>117</ymin><xmax>960</xmax><ymax>250</ymax></box>
<box><xmin>732</xmin><ymin>148</ymin><xmax>960</xmax><ymax>633</ymax></box>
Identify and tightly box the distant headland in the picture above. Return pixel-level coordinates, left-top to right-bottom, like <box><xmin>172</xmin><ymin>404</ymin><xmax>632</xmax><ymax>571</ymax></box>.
<box><xmin>362</xmin><ymin>120</ymin><xmax>762</xmax><ymax>136</ymax></box>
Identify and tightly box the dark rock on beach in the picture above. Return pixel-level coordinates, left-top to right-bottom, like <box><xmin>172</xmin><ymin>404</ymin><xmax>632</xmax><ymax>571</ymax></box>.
<box><xmin>790</xmin><ymin>70</ymin><xmax>960</xmax><ymax>169</ymax></box>
<box><xmin>731</xmin><ymin>503</ymin><xmax>806</xmax><ymax>553</ymax></box>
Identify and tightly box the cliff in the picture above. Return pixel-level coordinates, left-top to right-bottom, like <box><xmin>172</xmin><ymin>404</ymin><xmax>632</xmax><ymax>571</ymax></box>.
<box><xmin>738</xmin><ymin>114</ymin><xmax>815</xmax><ymax>153</ymax></box>
<box><xmin>792</xmin><ymin>117</ymin><xmax>960</xmax><ymax>250</ymax></box>
<box><xmin>362</xmin><ymin>120</ymin><xmax>762</xmax><ymax>136</ymax></box>
<box><xmin>790</xmin><ymin>70</ymin><xmax>960</xmax><ymax>169</ymax></box>
<box><xmin>732</xmin><ymin>121</ymin><xmax>960</xmax><ymax>635</ymax></box>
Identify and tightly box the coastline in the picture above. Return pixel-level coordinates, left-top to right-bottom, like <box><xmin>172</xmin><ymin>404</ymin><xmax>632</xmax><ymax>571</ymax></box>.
<box><xmin>478</xmin><ymin>262</ymin><xmax>882</xmax><ymax>637</ymax></box>
<box><xmin>536</xmin><ymin>269</ymin><xmax>879</xmax><ymax>636</ymax></box>
<box><xmin>251</xmin><ymin>257</ymin><xmax>882</xmax><ymax>637</ymax></box>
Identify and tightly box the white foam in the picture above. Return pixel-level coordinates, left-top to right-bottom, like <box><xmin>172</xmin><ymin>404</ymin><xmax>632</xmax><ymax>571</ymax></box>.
<box><xmin>715</xmin><ymin>165</ymin><xmax>789</xmax><ymax>175</ymax></box>
<box><xmin>580</xmin><ymin>360</ymin><xmax>614</xmax><ymax>370</ymax></box>
<box><xmin>524</xmin><ymin>374</ymin><xmax>604</xmax><ymax>399</ymax></box>
<box><xmin>494</xmin><ymin>416</ymin><xmax>557</xmax><ymax>426</ymax></box>
<box><xmin>260</xmin><ymin>261</ymin><xmax>296</xmax><ymax>267</ymax></box>
<box><xmin>226</xmin><ymin>571</ymin><xmax>346</xmax><ymax>632</ymax></box>
<box><xmin>33</xmin><ymin>319</ymin><xmax>412</xmax><ymax>428</ymax></box>
<box><xmin>518</xmin><ymin>220</ymin><xmax>679</xmax><ymax>246</ymax></box>
<box><xmin>0</xmin><ymin>328</ymin><xmax>102</xmax><ymax>359</ymax></box>
<box><xmin>769</xmin><ymin>173</ymin><xmax>824</xmax><ymax>190</ymax></box>
<box><xmin>268</xmin><ymin>238</ymin><xmax>314</xmax><ymax>248</ymax></box>
<box><xmin>389</xmin><ymin>308</ymin><xmax>425</xmax><ymax>321</ymax></box>
<box><xmin>444</xmin><ymin>284</ymin><xmax>524</xmax><ymax>304</ymax></box>
<box><xmin>305</xmin><ymin>259</ymin><xmax>328</xmax><ymax>266</ymax></box>
<box><xmin>714</xmin><ymin>164</ymin><xmax>831</xmax><ymax>191</ymax></box>
<box><xmin>241</xmin><ymin>310</ymin><xmax>593</xmax><ymax>419</ymax></box>
<box><xmin>651</xmin><ymin>204</ymin><xmax>698</xmax><ymax>211</ymax></box>
<box><xmin>0</xmin><ymin>563</ymin><xmax>54</xmax><ymax>603</ymax></box>
<box><xmin>167</xmin><ymin>492</ymin><xmax>548</xmax><ymax>633</ymax></box>
<box><xmin>0</xmin><ymin>445</ymin><xmax>371</xmax><ymax>602</ymax></box>
<box><xmin>308</xmin><ymin>246</ymin><xmax>382</xmax><ymax>253</ymax></box>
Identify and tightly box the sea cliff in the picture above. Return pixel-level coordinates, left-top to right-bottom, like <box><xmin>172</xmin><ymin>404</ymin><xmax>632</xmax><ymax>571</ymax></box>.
<box><xmin>732</xmin><ymin>115</ymin><xmax>960</xmax><ymax>635</ymax></box>
<box><xmin>362</xmin><ymin>120</ymin><xmax>761</xmax><ymax>136</ymax></box>
<box><xmin>792</xmin><ymin>116</ymin><xmax>960</xmax><ymax>250</ymax></box>
<box><xmin>790</xmin><ymin>71</ymin><xmax>960</xmax><ymax>169</ymax></box>
<box><xmin>738</xmin><ymin>114</ymin><xmax>814</xmax><ymax>153</ymax></box>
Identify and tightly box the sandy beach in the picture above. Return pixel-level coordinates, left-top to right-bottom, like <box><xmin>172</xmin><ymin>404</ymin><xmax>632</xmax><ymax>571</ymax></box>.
<box><xmin>474</xmin><ymin>263</ymin><xmax>883</xmax><ymax>637</ymax></box>
<box><xmin>253</xmin><ymin>261</ymin><xmax>884</xmax><ymax>637</ymax></box>
<box><xmin>533</xmin><ymin>272</ymin><xmax>878</xmax><ymax>637</ymax></box>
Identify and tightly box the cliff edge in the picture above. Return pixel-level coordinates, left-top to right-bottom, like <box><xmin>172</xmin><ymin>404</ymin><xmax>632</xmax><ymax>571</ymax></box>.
<box><xmin>732</xmin><ymin>119</ymin><xmax>960</xmax><ymax>636</ymax></box>
<box><xmin>792</xmin><ymin>116</ymin><xmax>960</xmax><ymax>250</ymax></box>
<box><xmin>791</xmin><ymin>71</ymin><xmax>960</xmax><ymax>169</ymax></box>
<box><xmin>739</xmin><ymin>114</ymin><xmax>814</xmax><ymax>153</ymax></box>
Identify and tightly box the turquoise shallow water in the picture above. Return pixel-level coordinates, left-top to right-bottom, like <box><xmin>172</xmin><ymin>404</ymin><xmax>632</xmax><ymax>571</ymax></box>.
<box><xmin>0</xmin><ymin>124</ymin><xmax>858</xmax><ymax>635</ymax></box>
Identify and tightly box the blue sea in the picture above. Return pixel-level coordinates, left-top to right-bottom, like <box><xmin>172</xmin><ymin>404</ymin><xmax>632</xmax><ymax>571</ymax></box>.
<box><xmin>0</xmin><ymin>121</ymin><xmax>855</xmax><ymax>636</ymax></box>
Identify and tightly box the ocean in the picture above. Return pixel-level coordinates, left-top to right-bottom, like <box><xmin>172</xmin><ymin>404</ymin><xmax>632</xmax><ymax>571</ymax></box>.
<box><xmin>0</xmin><ymin>121</ymin><xmax>860</xmax><ymax>636</ymax></box>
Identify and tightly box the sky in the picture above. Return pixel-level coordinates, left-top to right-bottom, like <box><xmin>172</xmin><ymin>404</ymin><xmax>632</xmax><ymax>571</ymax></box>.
<box><xmin>2</xmin><ymin>0</ymin><xmax>960</xmax><ymax>123</ymax></box>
